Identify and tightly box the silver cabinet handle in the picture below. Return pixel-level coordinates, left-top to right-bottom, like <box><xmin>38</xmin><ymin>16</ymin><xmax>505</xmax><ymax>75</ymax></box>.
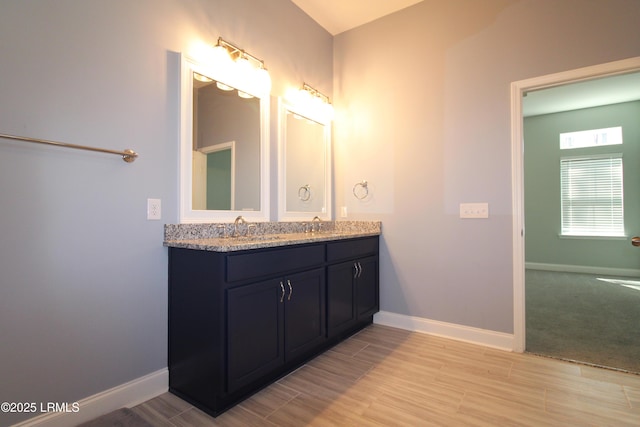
<box><xmin>287</xmin><ymin>280</ymin><xmax>293</xmax><ymax>301</ymax></box>
<box><xmin>280</xmin><ymin>281</ymin><xmax>285</xmax><ymax>303</ymax></box>
<box><xmin>354</xmin><ymin>262</ymin><xmax>362</xmax><ymax>279</ymax></box>
<box><xmin>353</xmin><ymin>262</ymin><xmax>363</xmax><ymax>278</ymax></box>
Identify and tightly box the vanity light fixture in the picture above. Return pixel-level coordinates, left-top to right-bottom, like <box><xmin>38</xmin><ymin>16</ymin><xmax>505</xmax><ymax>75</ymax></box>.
<box><xmin>288</xmin><ymin>83</ymin><xmax>334</xmax><ymax>123</ymax></box>
<box><xmin>211</xmin><ymin>37</ymin><xmax>271</xmax><ymax>97</ymax></box>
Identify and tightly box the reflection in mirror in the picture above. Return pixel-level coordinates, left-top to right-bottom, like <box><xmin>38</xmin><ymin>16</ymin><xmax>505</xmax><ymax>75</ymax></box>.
<box><xmin>192</xmin><ymin>140</ymin><xmax>235</xmax><ymax>210</ymax></box>
<box><xmin>192</xmin><ymin>74</ymin><xmax>260</xmax><ymax>211</ymax></box>
<box><xmin>180</xmin><ymin>55</ymin><xmax>269</xmax><ymax>223</ymax></box>
<box><xmin>285</xmin><ymin>113</ymin><xmax>324</xmax><ymax>212</ymax></box>
<box><xmin>278</xmin><ymin>98</ymin><xmax>332</xmax><ymax>221</ymax></box>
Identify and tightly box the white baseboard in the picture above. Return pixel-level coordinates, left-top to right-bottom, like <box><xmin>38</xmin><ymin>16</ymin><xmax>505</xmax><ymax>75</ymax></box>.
<box><xmin>12</xmin><ymin>368</ymin><xmax>168</xmax><ymax>427</ymax></box>
<box><xmin>525</xmin><ymin>262</ymin><xmax>640</xmax><ymax>277</ymax></box>
<box><xmin>373</xmin><ymin>311</ymin><xmax>514</xmax><ymax>351</ymax></box>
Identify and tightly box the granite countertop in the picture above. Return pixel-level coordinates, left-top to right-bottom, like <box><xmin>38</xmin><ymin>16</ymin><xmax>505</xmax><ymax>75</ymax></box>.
<box><xmin>163</xmin><ymin>221</ymin><xmax>381</xmax><ymax>252</ymax></box>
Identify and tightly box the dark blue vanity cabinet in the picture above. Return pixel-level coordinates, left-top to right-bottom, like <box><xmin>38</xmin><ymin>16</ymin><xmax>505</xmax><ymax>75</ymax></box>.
<box><xmin>327</xmin><ymin>237</ymin><xmax>380</xmax><ymax>338</ymax></box>
<box><xmin>168</xmin><ymin>236</ymin><xmax>379</xmax><ymax>417</ymax></box>
<box><xmin>226</xmin><ymin>267</ymin><xmax>326</xmax><ymax>393</ymax></box>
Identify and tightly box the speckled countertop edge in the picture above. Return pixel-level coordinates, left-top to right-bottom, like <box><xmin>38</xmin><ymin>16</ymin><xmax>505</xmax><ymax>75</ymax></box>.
<box><xmin>164</xmin><ymin>221</ymin><xmax>381</xmax><ymax>252</ymax></box>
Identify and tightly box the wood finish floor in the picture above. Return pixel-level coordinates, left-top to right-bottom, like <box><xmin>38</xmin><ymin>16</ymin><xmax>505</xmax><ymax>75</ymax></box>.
<box><xmin>130</xmin><ymin>325</ymin><xmax>640</xmax><ymax>426</ymax></box>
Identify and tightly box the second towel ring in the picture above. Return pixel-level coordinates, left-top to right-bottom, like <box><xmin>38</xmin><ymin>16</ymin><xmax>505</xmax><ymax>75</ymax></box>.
<box><xmin>353</xmin><ymin>180</ymin><xmax>369</xmax><ymax>200</ymax></box>
<box><xmin>298</xmin><ymin>184</ymin><xmax>311</xmax><ymax>201</ymax></box>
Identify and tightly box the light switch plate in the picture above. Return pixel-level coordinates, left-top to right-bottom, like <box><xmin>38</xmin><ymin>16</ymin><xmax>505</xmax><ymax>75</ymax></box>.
<box><xmin>460</xmin><ymin>202</ymin><xmax>489</xmax><ymax>219</ymax></box>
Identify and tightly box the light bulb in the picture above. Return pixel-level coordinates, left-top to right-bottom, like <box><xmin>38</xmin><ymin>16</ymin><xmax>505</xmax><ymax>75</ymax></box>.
<box><xmin>193</xmin><ymin>72</ymin><xmax>213</xmax><ymax>83</ymax></box>
<box><xmin>323</xmin><ymin>103</ymin><xmax>335</xmax><ymax>122</ymax></box>
<box><xmin>216</xmin><ymin>82</ymin><xmax>234</xmax><ymax>91</ymax></box>
<box><xmin>255</xmin><ymin>67</ymin><xmax>271</xmax><ymax>94</ymax></box>
<box><xmin>211</xmin><ymin>44</ymin><xmax>234</xmax><ymax>86</ymax></box>
<box><xmin>235</xmin><ymin>57</ymin><xmax>253</xmax><ymax>81</ymax></box>
<box><xmin>298</xmin><ymin>88</ymin><xmax>312</xmax><ymax>104</ymax></box>
<box><xmin>211</xmin><ymin>45</ymin><xmax>232</xmax><ymax>68</ymax></box>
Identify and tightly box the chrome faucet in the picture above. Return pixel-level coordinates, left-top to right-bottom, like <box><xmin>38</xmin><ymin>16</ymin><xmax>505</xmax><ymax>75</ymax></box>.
<box><xmin>233</xmin><ymin>215</ymin><xmax>247</xmax><ymax>237</ymax></box>
<box><xmin>311</xmin><ymin>216</ymin><xmax>322</xmax><ymax>234</ymax></box>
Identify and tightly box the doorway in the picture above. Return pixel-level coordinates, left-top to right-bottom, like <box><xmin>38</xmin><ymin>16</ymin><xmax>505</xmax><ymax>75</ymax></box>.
<box><xmin>192</xmin><ymin>141</ymin><xmax>236</xmax><ymax>210</ymax></box>
<box><xmin>511</xmin><ymin>56</ymin><xmax>640</xmax><ymax>360</ymax></box>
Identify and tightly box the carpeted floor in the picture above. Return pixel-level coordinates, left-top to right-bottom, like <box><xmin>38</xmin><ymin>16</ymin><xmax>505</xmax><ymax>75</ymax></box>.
<box><xmin>526</xmin><ymin>269</ymin><xmax>640</xmax><ymax>373</ymax></box>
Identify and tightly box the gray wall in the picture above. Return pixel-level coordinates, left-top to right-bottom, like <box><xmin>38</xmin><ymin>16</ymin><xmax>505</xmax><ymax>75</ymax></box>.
<box><xmin>524</xmin><ymin>101</ymin><xmax>640</xmax><ymax>271</ymax></box>
<box><xmin>0</xmin><ymin>0</ymin><xmax>331</xmax><ymax>425</ymax></box>
<box><xmin>2</xmin><ymin>0</ymin><xmax>640</xmax><ymax>424</ymax></box>
<box><xmin>333</xmin><ymin>0</ymin><xmax>640</xmax><ymax>333</ymax></box>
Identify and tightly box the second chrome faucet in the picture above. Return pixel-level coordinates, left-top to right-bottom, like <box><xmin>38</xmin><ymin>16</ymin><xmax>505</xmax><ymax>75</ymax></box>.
<box><xmin>232</xmin><ymin>215</ymin><xmax>247</xmax><ymax>237</ymax></box>
<box><xmin>311</xmin><ymin>216</ymin><xmax>322</xmax><ymax>234</ymax></box>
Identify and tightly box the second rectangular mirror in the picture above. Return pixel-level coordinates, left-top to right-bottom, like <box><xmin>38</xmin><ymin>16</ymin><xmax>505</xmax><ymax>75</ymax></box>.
<box><xmin>278</xmin><ymin>97</ymin><xmax>332</xmax><ymax>221</ymax></box>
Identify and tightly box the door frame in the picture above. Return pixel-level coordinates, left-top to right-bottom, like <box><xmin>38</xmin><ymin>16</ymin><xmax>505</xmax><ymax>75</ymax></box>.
<box><xmin>510</xmin><ymin>56</ymin><xmax>640</xmax><ymax>352</ymax></box>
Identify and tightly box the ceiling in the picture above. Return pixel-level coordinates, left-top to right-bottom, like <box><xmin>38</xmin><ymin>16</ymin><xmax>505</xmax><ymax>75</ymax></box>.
<box><xmin>291</xmin><ymin>0</ymin><xmax>424</xmax><ymax>35</ymax></box>
<box><xmin>290</xmin><ymin>1</ymin><xmax>640</xmax><ymax>116</ymax></box>
<box><xmin>523</xmin><ymin>71</ymin><xmax>640</xmax><ymax>117</ymax></box>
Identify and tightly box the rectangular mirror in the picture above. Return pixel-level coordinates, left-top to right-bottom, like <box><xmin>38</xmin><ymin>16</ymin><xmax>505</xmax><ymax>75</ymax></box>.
<box><xmin>278</xmin><ymin>98</ymin><xmax>332</xmax><ymax>221</ymax></box>
<box><xmin>180</xmin><ymin>54</ymin><xmax>270</xmax><ymax>223</ymax></box>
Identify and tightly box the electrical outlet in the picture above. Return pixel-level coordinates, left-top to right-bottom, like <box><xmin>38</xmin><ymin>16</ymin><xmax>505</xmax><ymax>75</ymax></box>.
<box><xmin>147</xmin><ymin>198</ymin><xmax>161</xmax><ymax>220</ymax></box>
<box><xmin>460</xmin><ymin>202</ymin><xmax>489</xmax><ymax>219</ymax></box>
<box><xmin>341</xmin><ymin>206</ymin><xmax>348</xmax><ymax>218</ymax></box>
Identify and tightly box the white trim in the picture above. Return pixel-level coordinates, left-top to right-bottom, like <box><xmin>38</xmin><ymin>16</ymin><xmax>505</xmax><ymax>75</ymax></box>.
<box><xmin>510</xmin><ymin>56</ymin><xmax>640</xmax><ymax>355</ymax></box>
<box><xmin>526</xmin><ymin>262</ymin><xmax>640</xmax><ymax>278</ymax></box>
<box><xmin>510</xmin><ymin>75</ymin><xmax>526</xmax><ymax>353</ymax></box>
<box><xmin>374</xmin><ymin>311</ymin><xmax>514</xmax><ymax>352</ymax></box>
<box><xmin>12</xmin><ymin>369</ymin><xmax>168</xmax><ymax>427</ymax></box>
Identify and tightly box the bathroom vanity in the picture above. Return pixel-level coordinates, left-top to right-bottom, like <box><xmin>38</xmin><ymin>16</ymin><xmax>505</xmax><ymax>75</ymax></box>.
<box><xmin>172</xmin><ymin>52</ymin><xmax>379</xmax><ymax>417</ymax></box>
<box><xmin>164</xmin><ymin>221</ymin><xmax>380</xmax><ymax>416</ymax></box>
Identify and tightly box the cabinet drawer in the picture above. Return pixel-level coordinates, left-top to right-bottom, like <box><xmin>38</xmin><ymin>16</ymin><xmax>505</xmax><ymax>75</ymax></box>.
<box><xmin>327</xmin><ymin>237</ymin><xmax>378</xmax><ymax>262</ymax></box>
<box><xmin>227</xmin><ymin>244</ymin><xmax>325</xmax><ymax>282</ymax></box>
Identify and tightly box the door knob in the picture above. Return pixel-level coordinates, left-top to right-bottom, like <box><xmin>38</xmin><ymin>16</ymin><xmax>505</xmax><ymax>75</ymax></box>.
<box><xmin>632</xmin><ymin>237</ymin><xmax>640</xmax><ymax>247</ymax></box>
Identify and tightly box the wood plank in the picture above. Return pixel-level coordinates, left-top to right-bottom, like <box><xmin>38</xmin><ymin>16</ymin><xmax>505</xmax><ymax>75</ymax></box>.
<box><xmin>130</xmin><ymin>325</ymin><xmax>640</xmax><ymax>426</ymax></box>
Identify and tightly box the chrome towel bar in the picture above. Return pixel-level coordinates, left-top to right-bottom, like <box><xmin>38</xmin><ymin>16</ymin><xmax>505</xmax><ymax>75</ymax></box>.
<box><xmin>0</xmin><ymin>133</ymin><xmax>138</xmax><ymax>163</ymax></box>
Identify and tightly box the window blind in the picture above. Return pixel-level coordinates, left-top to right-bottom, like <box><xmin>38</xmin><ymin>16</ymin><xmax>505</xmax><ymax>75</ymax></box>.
<box><xmin>560</xmin><ymin>155</ymin><xmax>624</xmax><ymax>237</ymax></box>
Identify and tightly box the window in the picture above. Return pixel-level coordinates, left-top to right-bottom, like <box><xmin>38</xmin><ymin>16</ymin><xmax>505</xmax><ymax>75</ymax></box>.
<box><xmin>560</xmin><ymin>126</ymin><xmax>622</xmax><ymax>150</ymax></box>
<box><xmin>560</xmin><ymin>154</ymin><xmax>624</xmax><ymax>237</ymax></box>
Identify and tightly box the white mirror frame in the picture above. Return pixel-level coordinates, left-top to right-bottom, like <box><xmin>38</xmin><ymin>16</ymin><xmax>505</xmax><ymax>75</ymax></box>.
<box><xmin>277</xmin><ymin>97</ymin><xmax>332</xmax><ymax>221</ymax></box>
<box><xmin>179</xmin><ymin>53</ymin><xmax>270</xmax><ymax>223</ymax></box>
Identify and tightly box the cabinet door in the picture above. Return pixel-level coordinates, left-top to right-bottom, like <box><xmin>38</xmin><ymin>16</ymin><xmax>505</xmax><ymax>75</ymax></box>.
<box><xmin>356</xmin><ymin>256</ymin><xmax>379</xmax><ymax>319</ymax></box>
<box><xmin>226</xmin><ymin>278</ymin><xmax>284</xmax><ymax>393</ymax></box>
<box><xmin>285</xmin><ymin>268</ymin><xmax>326</xmax><ymax>360</ymax></box>
<box><xmin>327</xmin><ymin>261</ymin><xmax>356</xmax><ymax>337</ymax></box>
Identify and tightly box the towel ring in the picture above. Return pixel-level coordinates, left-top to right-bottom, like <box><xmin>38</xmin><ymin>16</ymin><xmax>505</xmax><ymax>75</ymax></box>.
<box><xmin>298</xmin><ymin>184</ymin><xmax>311</xmax><ymax>201</ymax></box>
<box><xmin>353</xmin><ymin>180</ymin><xmax>369</xmax><ymax>200</ymax></box>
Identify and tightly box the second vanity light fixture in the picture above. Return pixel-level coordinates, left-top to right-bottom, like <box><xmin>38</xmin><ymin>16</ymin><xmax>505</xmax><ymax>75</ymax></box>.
<box><xmin>288</xmin><ymin>83</ymin><xmax>334</xmax><ymax>123</ymax></box>
<box><xmin>210</xmin><ymin>37</ymin><xmax>271</xmax><ymax>98</ymax></box>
